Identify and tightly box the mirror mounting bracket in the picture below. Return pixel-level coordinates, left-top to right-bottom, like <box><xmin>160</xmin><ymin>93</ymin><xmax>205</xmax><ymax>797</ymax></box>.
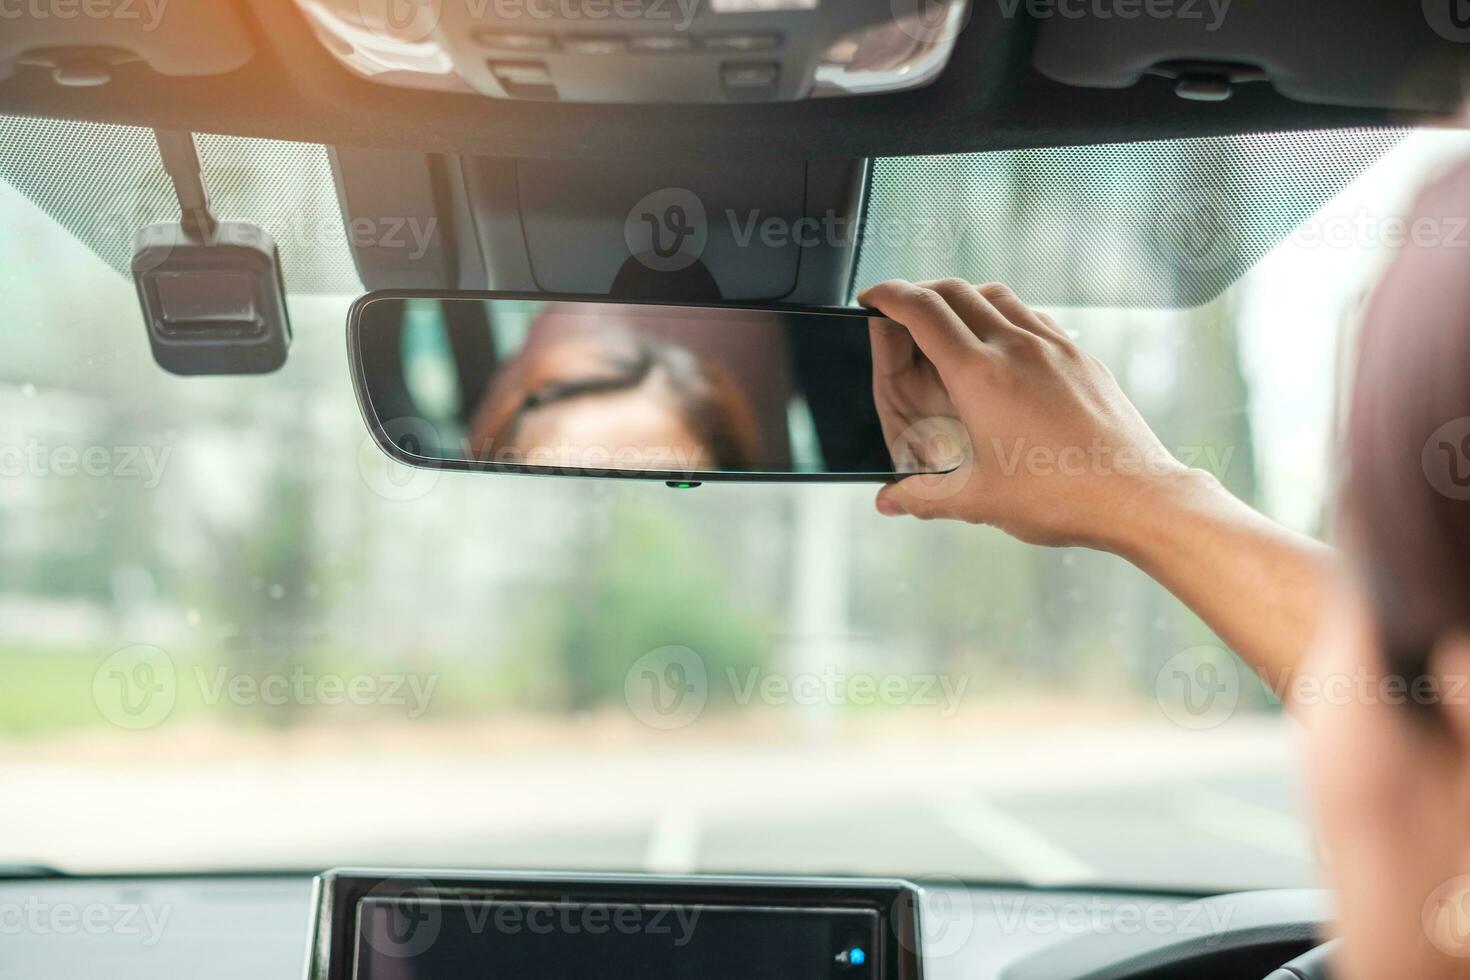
<box><xmin>331</xmin><ymin>149</ymin><xmax>868</xmax><ymax>307</ymax></box>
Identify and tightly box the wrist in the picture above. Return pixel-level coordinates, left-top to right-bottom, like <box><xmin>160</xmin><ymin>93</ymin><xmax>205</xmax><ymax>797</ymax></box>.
<box><xmin>1094</xmin><ymin>466</ymin><xmax>1227</xmax><ymax>562</ymax></box>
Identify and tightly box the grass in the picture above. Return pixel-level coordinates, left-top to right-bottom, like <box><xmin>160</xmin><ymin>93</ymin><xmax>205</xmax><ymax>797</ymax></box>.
<box><xmin>0</xmin><ymin>646</ymin><xmax>511</xmax><ymax>738</ymax></box>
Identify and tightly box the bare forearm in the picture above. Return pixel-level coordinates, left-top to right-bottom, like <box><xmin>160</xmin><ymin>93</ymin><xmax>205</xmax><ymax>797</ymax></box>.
<box><xmin>854</xmin><ymin>278</ymin><xmax>1336</xmax><ymax>686</ymax></box>
<box><xmin>1104</xmin><ymin>468</ymin><xmax>1335</xmax><ymax>691</ymax></box>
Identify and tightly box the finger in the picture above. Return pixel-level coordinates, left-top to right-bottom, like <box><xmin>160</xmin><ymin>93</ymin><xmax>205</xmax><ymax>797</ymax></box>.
<box><xmin>917</xmin><ymin>278</ymin><xmax>1032</xmax><ymax>346</ymax></box>
<box><xmin>1032</xmin><ymin>310</ymin><xmax>1079</xmax><ymax>348</ymax></box>
<box><xmin>874</xmin><ymin>479</ymin><xmax>954</xmax><ymax>521</ymax></box>
<box><xmin>868</xmin><ymin>316</ymin><xmax>917</xmax><ymax>379</ymax></box>
<box><xmin>857</xmin><ymin>280</ymin><xmax>988</xmax><ymax>376</ymax></box>
<box><xmin>974</xmin><ymin>282</ymin><xmax>1069</xmax><ymax>343</ymax></box>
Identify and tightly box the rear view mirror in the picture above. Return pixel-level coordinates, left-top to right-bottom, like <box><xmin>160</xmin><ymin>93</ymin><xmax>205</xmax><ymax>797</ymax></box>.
<box><xmin>348</xmin><ymin>291</ymin><xmax>965</xmax><ymax>483</ymax></box>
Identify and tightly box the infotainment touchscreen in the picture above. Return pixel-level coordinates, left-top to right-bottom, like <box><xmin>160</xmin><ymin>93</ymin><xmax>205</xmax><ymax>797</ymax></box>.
<box><xmin>304</xmin><ymin>870</ymin><xmax>923</xmax><ymax>980</ymax></box>
<box><xmin>355</xmin><ymin>897</ymin><xmax>880</xmax><ymax>980</ymax></box>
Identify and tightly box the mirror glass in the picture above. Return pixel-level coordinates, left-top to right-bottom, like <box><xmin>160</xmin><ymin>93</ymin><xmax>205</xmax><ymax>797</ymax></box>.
<box><xmin>352</xmin><ymin>295</ymin><xmax>964</xmax><ymax>480</ymax></box>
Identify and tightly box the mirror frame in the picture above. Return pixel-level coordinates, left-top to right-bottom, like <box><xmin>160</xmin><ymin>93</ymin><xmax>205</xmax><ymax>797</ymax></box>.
<box><xmin>348</xmin><ymin>289</ymin><xmax>908</xmax><ymax>485</ymax></box>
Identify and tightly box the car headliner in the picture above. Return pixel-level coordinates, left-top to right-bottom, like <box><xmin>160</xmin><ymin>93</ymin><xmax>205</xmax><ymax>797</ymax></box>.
<box><xmin>0</xmin><ymin>0</ymin><xmax>1454</xmax><ymax>163</ymax></box>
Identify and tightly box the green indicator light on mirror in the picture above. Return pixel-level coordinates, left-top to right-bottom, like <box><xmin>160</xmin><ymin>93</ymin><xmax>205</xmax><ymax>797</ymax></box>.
<box><xmin>666</xmin><ymin>482</ymin><xmax>702</xmax><ymax>490</ymax></box>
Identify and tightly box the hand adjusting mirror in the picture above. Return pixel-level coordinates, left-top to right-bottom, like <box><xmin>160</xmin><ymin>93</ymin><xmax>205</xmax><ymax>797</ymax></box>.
<box><xmin>348</xmin><ymin>291</ymin><xmax>967</xmax><ymax>484</ymax></box>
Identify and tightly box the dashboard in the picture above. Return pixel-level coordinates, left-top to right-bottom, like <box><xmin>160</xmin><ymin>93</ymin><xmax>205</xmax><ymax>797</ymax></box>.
<box><xmin>0</xmin><ymin>874</ymin><xmax>1333</xmax><ymax>980</ymax></box>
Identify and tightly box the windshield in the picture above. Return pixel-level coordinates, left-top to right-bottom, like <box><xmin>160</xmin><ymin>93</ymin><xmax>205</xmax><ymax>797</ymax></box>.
<box><xmin>4</xmin><ymin>121</ymin><xmax>1469</xmax><ymax>892</ymax></box>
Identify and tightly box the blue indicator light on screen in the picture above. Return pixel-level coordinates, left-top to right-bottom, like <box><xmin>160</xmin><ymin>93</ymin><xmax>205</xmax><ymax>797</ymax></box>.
<box><xmin>849</xmin><ymin>948</ymin><xmax>866</xmax><ymax>966</ymax></box>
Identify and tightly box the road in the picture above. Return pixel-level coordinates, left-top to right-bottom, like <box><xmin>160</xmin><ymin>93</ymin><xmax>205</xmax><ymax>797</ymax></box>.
<box><xmin>0</xmin><ymin>714</ymin><xmax>1318</xmax><ymax>893</ymax></box>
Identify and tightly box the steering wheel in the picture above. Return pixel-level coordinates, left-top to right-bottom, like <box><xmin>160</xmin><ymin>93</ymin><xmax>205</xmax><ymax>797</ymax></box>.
<box><xmin>1264</xmin><ymin>939</ymin><xmax>1338</xmax><ymax>980</ymax></box>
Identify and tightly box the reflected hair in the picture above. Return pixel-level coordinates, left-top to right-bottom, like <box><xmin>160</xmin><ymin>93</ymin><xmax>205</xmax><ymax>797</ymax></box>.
<box><xmin>470</xmin><ymin>330</ymin><xmax>760</xmax><ymax>471</ymax></box>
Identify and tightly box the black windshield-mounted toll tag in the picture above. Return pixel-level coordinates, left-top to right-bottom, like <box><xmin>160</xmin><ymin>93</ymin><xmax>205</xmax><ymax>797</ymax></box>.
<box><xmin>132</xmin><ymin>130</ymin><xmax>291</xmax><ymax>376</ymax></box>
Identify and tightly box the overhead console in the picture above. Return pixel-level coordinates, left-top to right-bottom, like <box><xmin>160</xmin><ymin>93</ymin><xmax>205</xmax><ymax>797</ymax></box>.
<box><xmin>1032</xmin><ymin>0</ymin><xmax>1470</xmax><ymax>112</ymax></box>
<box><xmin>294</xmin><ymin>0</ymin><xmax>969</xmax><ymax>102</ymax></box>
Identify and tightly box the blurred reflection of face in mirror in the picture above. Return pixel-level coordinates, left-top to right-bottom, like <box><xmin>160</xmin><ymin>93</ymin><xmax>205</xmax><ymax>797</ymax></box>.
<box><xmin>468</xmin><ymin>320</ymin><xmax>762</xmax><ymax>474</ymax></box>
<box><xmin>371</xmin><ymin>297</ymin><xmax>913</xmax><ymax>476</ymax></box>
